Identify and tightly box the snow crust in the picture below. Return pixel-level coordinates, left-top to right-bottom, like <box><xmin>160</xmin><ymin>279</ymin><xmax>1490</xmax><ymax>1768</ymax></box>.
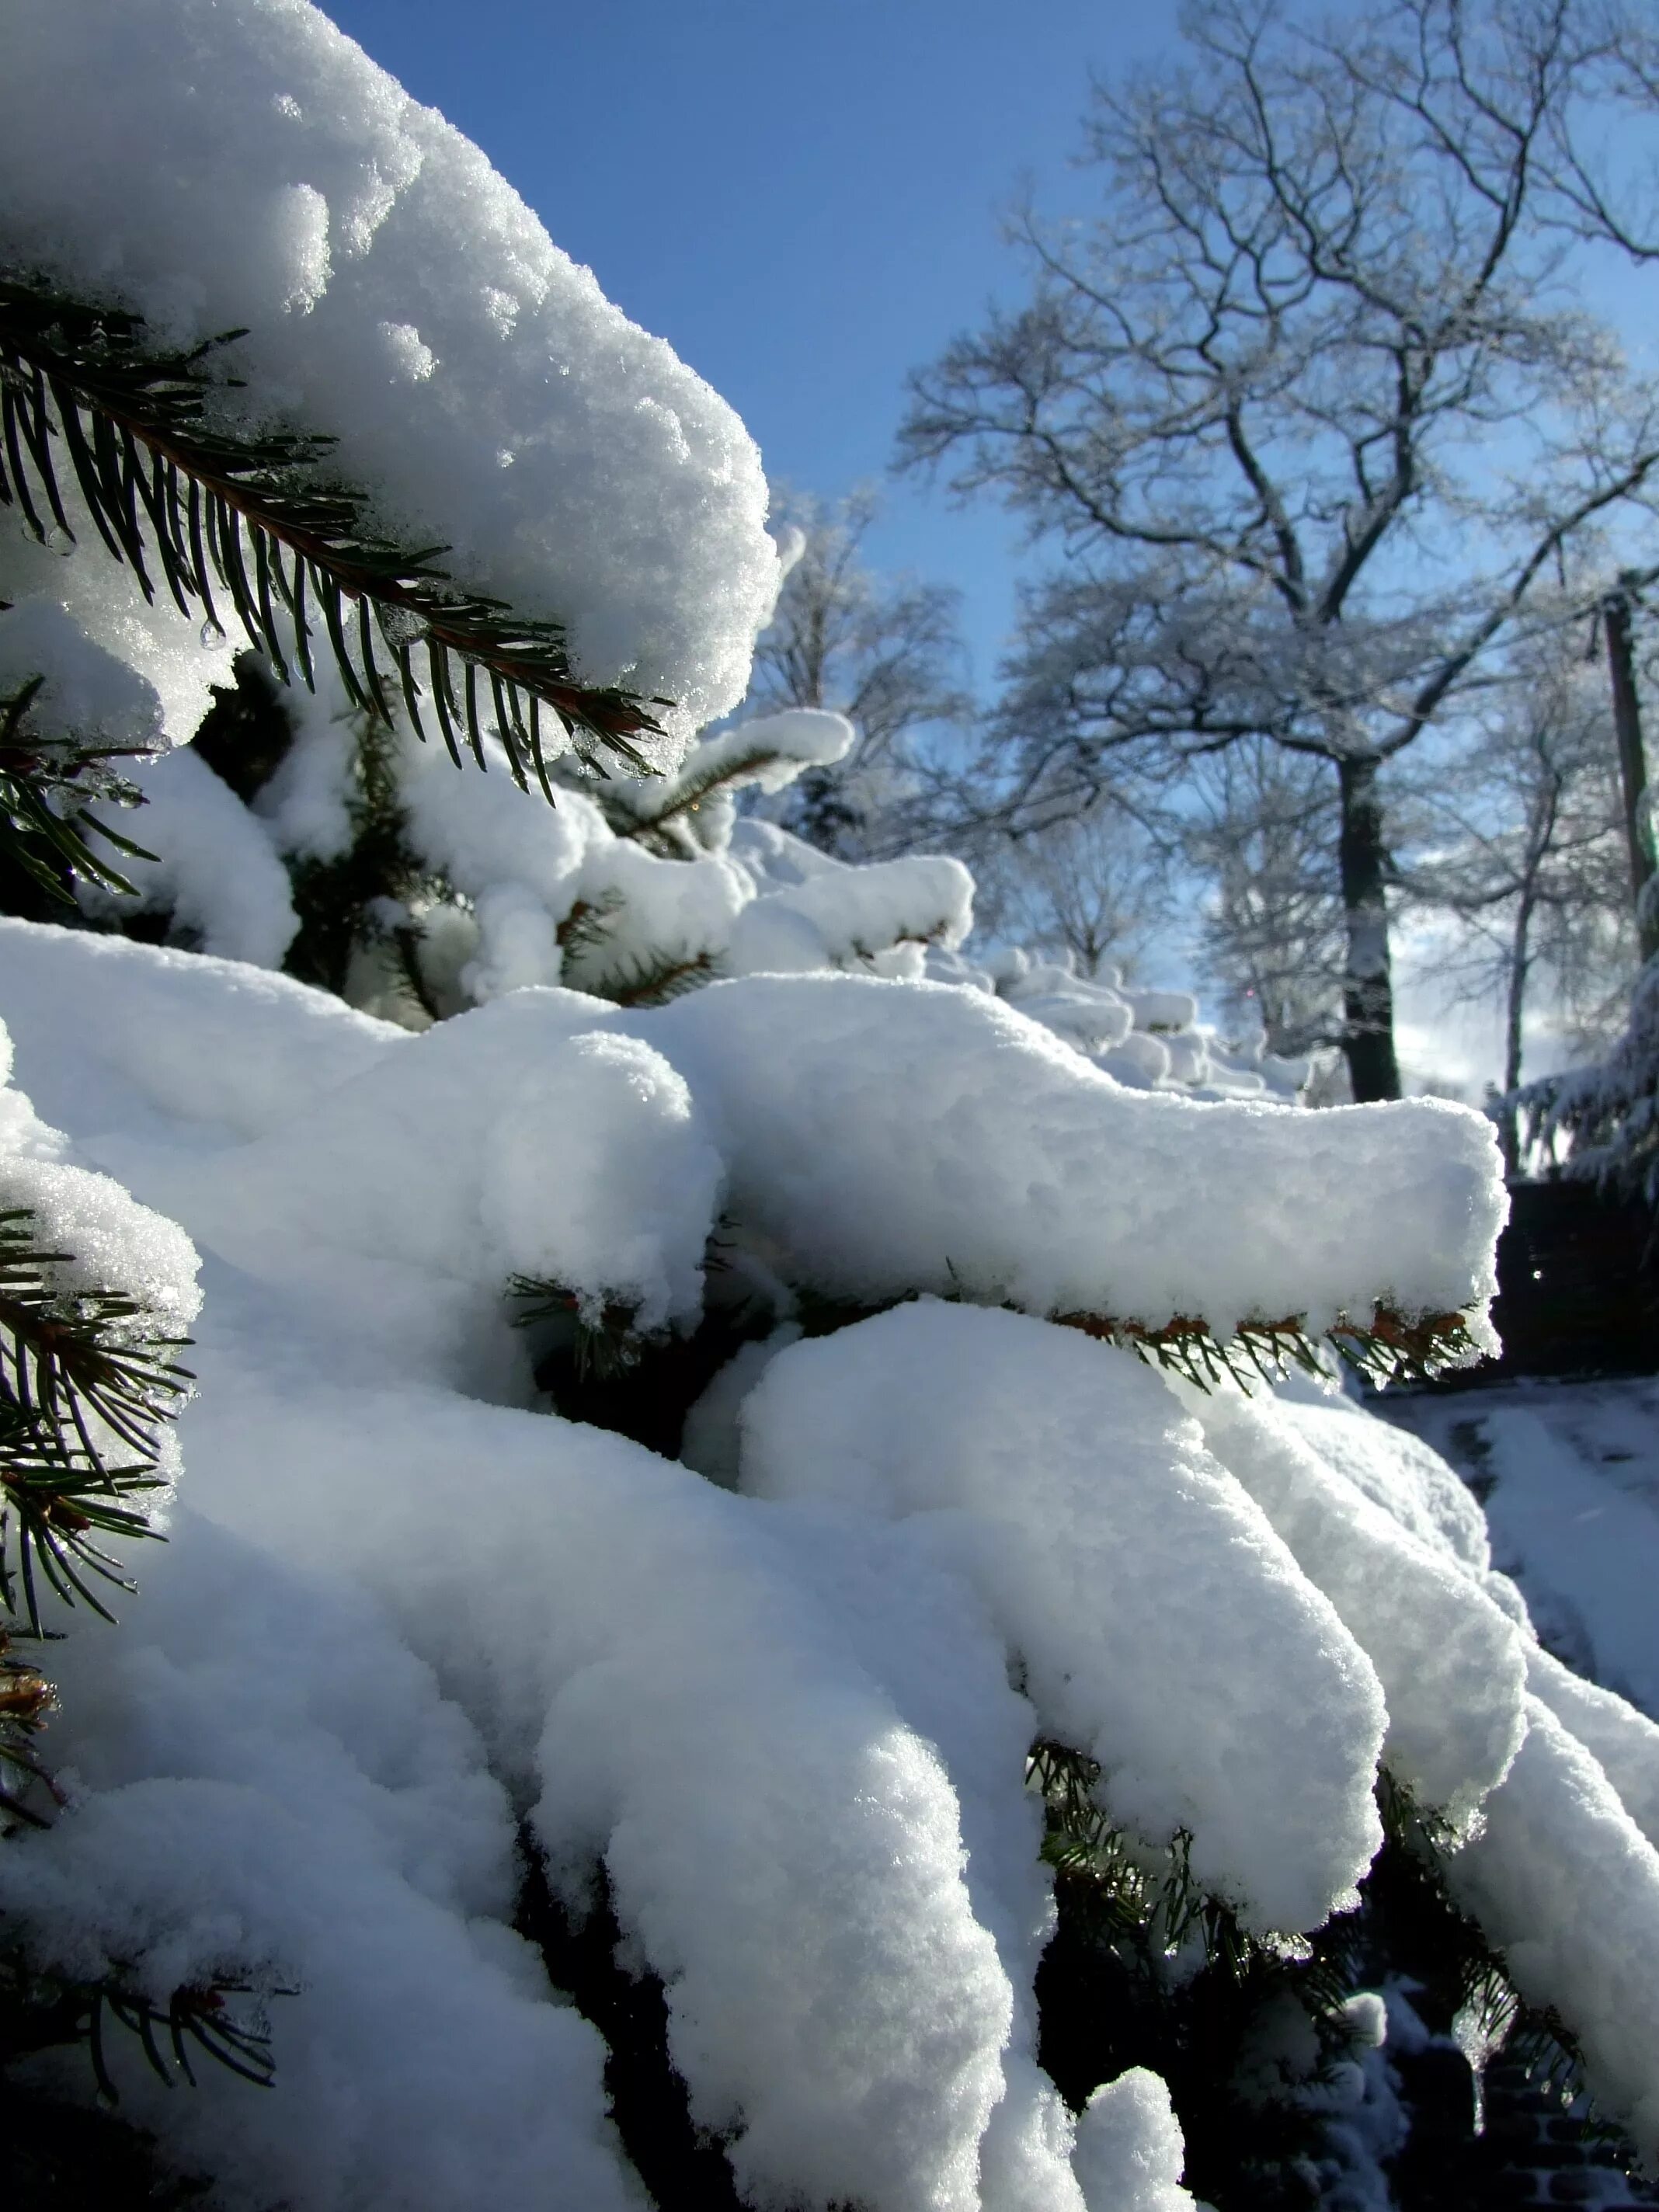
<box><xmin>0</xmin><ymin>0</ymin><xmax>780</xmax><ymax>747</ymax></box>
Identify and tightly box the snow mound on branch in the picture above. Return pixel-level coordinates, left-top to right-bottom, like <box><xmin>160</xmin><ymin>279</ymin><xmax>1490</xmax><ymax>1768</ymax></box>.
<box><xmin>738</xmin><ymin>1301</ymin><xmax>1386</xmax><ymax>1933</ymax></box>
<box><xmin>636</xmin><ymin>972</ymin><xmax>1504</xmax><ymax>1338</ymax></box>
<box><xmin>108</xmin><ymin>693</ymin><xmax>966</xmax><ymax>1013</ymax></box>
<box><xmin>177</xmin><ymin>990</ymin><xmax>722</xmax><ymax>1355</ymax></box>
<box><xmin>175</xmin><ymin>1357</ymin><xmax>1076</xmax><ymax>2212</ymax></box>
<box><xmin>1449</xmin><ymin>1699</ymin><xmax>1659</xmax><ymax>2169</ymax></box>
<box><xmin>0</xmin><ymin>922</ymin><xmax>400</xmax><ymax>1141</ymax></box>
<box><xmin>1184</xmin><ymin>1386</ymin><xmax>1528</xmax><ymax>1824</ymax></box>
<box><xmin>0</xmin><ymin>1508</ymin><xmax>645</xmax><ymax>2212</ymax></box>
<box><xmin>7</xmin><ymin>921</ymin><xmax>1627</xmax><ymax>2209</ymax></box>
<box><xmin>980</xmin><ymin>951</ymin><xmax>1309</xmax><ymax>1102</ymax></box>
<box><xmin>0</xmin><ymin>0</ymin><xmax>779</xmax><ymax>749</ymax></box>
<box><xmin>82</xmin><ymin>745</ymin><xmax>301</xmax><ymax>969</ymax></box>
<box><xmin>628</xmin><ymin>709</ymin><xmax>857</xmax><ymax>826</ymax></box>
<box><xmin>1525</xmin><ymin>1645</ymin><xmax>1659</xmax><ymax>1854</ymax></box>
<box><xmin>724</xmin><ymin>853</ymin><xmax>973</xmax><ymax>980</ymax></box>
<box><xmin>0</xmin><ymin>596</ymin><xmax>165</xmax><ymax>754</ymax></box>
<box><xmin>0</xmin><ymin>1017</ymin><xmax>201</xmax><ymax>1351</ymax></box>
<box><xmin>1073</xmin><ymin>2071</ymin><xmax>1193</xmax><ymax>2212</ymax></box>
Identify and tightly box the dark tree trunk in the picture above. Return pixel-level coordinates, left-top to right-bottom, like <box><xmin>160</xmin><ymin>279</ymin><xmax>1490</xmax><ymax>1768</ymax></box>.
<box><xmin>1337</xmin><ymin>753</ymin><xmax>1401</xmax><ymax>1101</ymax></box>
<box><xmin>1604</xmin><ymin>583</ymin><xmax>1659</xmax><ymax>965</ymax></box>
<box><xmin>1499</xmin><ymin>886</ymin><xmax>1536</xmax><ymax>1177</ymax></box>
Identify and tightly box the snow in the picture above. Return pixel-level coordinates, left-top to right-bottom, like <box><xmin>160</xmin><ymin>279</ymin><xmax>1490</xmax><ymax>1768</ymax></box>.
<box><xmin>0</xmin><ymin>921</ymin><xmax>399</xmax><ymax>1142</ymax></box>
<box><xmin>983</xmin><ymin>952</ymin><xmax>1303</xmax><ymax>1102</ymax></box>
<box><xmin>21</xmin><ymin>0</ymin><xmax>1654</xmax><ymax>2194</ymax></box>
<box><xmin>1527</xmin><ymin>1645</ymin><xmax>1659</xmax><ymax>1853</ymax></box>
<box><xmin>0</xmin><ymin>927</ymin><xmax>1105</xmax><ymax>2210</ymax></box>
<box><xmin>91</xmin><ymin>674</ymin><xmax>974</xmax><ymax>1012</ymax></box>
<box><xmin>1071</xmin><ymin>2071</ymin><xmax>1195</xmax><ymax>2212</ymax></box>
<box><xmin>0</xmin><ymin>596</ymin><xmax>164</xmax><ymax>756</ymax></box>
<box><xmin>1184</xmin><ymin>1385</ymin><xmax>1528</xmax><ymax>1826</ymax></box>
<box><xmin>167</xmin><ymin>992</ymin><xmax>725</xmax><ymax>1362</ymax></box>
<box><xmin>636</xmin><ymin>972</ymin><xmax>1505</xmax><ymax>1341</ymax></box>
<box><xmin>723</xmin><ymin>853</ymin><xmax>974</xmax><ymax>978</ymax></box>
<box><xmin>0</xmin><ymin>529</ymin><xmax>241</xmax><ymax>754</ymax></box>
<box><xmin>0</xmin><ymin>1504</ymin><xmax>647</xmax><ymax>2212</ymax></box>
<box><xmin>0</xmin><ymin>0</ymin><xmax>780</xmax><ymax>750</ymax></box>
<box><xmin>1383</xmin><ymin>1379</ymin><xmax>1659</xmax><ymax>1721</ymax></box>
<box><xmin>82</xmin><ymin>745</ymin><xmax>301</xmax><ymax>969</ymax></box>
<box><xmin>251</xmin><ymin>684</ymin><xmax>358</xmax><ymax>862</ymax></box>
<box><xmin>0</xmin><ymin>1017</ymin><xmax>201</xmax><ymax>1351</ymax></box>
<box><xmin>1449</xmin><ymin>1699</ymin><xmax>1659</xmax><ymax>2169</ymax></box>
<box><xmin>739</xmin><ymin>1301</ymin><xmax>1387</xmax><ymax>1934</ymax></box>
<box><xmin>0</xmin><ymin>913</ymin><xmax>1654</xmax><ymax>2203</ymax></box>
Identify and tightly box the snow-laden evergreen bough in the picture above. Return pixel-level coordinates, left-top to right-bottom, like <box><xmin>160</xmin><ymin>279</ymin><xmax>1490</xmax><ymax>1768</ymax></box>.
<box><xmin>2</xmin><ymin>4</ymin><xmax>1659</xmax><ymax>2208</ymax></box>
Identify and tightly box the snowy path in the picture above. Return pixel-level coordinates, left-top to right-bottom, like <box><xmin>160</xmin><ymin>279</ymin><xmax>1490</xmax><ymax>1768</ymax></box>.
<box><xmin>1382</xmin><ymin>1378</ymin><xmax>1659</xmax><ymax>1720</ymax></box>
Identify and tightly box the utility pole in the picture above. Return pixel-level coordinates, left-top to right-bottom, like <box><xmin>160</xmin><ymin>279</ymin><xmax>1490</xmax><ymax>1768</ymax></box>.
<box><xmin>1604</xmin><ymin>574</ymin><xmax>1659</xmax><ymax>965</ymax></box>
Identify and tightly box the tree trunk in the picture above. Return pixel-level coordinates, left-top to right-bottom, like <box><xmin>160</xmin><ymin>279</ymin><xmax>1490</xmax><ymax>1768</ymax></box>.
<box><xmin>1604</xmin><ymin>584</ymin><xmax>1659</xmax><ymax>965</ymax></box>
<box><xmin>1500</xmin><ymin>885</ymin><xmax>1536</xmax><ymax>1178</ymax></box>
<box><xmin>1337</xmin><ymin>753</ymin><xmax>1401</xmax><ymax>1101</ymax></box>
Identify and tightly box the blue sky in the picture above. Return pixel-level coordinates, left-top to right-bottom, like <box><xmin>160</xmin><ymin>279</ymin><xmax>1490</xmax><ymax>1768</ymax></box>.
<box><xmin>322</xmin><ymin>0</ymin><xmax>1181</xmax><ymax>696</ymax></box>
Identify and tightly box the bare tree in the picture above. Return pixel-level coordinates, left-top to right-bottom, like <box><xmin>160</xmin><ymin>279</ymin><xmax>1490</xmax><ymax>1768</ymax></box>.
<box><xmin>972</xmin><ymin>798</ymin><xmax>1176</xmax><ymax>978</ymax></box>
<box><xmin>745</xmin><ymin>486</ymin><xmax>972</xmax><ymax>858</ymax></box>
<box><xmin>1186</xmin><ymin>742</ymin><xmax>1347</xmax><ymax>1060</ymax></box>
<box><xmin>902</xmin><ymin>0</ymin><xmax>1659</xmax><ymax>1098</ymax></box>
<box><xmin>1406</xmin><ymin>640</ymin><xmax>1633</xmax><ymax>1164</ymax></box>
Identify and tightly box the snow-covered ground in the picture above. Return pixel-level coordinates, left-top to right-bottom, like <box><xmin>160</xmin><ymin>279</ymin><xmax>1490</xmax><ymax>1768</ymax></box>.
<box><xmin>1382</xmin><ymin>1377</ymin><xmax>1659</xmax><ymax>1721</ymax></box>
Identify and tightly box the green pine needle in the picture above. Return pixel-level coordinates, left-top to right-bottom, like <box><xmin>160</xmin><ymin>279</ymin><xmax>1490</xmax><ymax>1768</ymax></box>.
<box><xmin>0</xmin><ymin>275</ymin><xmax>673</xmax><ymax>786</ymax></box>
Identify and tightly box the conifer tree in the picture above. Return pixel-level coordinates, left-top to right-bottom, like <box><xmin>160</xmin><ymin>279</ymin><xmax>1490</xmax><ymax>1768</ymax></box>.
<box><xmin>0</xmin><ymin>9</ymin><xmax>1657</xmax><ymax>2212</ymax></box>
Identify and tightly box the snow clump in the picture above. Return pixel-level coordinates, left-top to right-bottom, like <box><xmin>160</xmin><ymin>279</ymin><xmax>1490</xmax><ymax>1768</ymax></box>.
<box><xmin>0</xmin><ymin>0</ymin><xmax>781</xmax><ymax>752</ymax></box>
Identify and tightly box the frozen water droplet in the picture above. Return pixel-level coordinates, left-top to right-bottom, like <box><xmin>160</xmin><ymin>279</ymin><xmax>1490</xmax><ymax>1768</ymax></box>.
<box><xmin>200</xmin><ymin>617</ymin><xmax>227</xmax><ymax>648</ymax></box>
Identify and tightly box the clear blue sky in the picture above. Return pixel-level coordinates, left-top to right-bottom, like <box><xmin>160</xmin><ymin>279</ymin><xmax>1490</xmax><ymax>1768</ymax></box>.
<box><xmin>322</xmin><ymin>0</ymin><xmax>1180</xmax><ymax>697</ymax></box>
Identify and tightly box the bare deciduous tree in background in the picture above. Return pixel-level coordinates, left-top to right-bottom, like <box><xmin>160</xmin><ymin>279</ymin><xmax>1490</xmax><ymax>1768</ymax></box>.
<box><xmin>970</xmin><ymin>796</ymin><xmax>1176</xmax><ymax>979</ymax></box>
<box><xmin>1406</xmin><ymin>639</ymin><xmax>1634</xmax><ymax>1163</ymax></box>
<box><xmin>902</xmin><ymin>0</ymin><xmax>1659</xmax><ymax>1099</ymax></box>
<box><xmin>1186</xmin><ymin>742</ymin><xmax>1346</xmax><ymax>1060</ymax></box>
<box><xmin>745</xmin><ymin>486</ymin><xmax>972</xmax><ymax>859</ymax></box>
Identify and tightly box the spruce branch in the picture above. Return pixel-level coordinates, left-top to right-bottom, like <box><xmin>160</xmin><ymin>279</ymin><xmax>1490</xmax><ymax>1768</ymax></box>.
<box><xmin>606</xmin><ymin>739</ymin><xmax>788</xmax><ymax>851</ymax></box>
<box><xmin>600</xmin><ymin>947</ymin><xmax>722</xmax><ymax>1010</ymax></box>
<box><xmin>1028</xmin><ymin>1737</ymin><xmax>1306</xmax><ymax>1987</ymax></box>
<box><xmin>506</xmin><ymin>1275</ymin><xmax>646</xmax><ymax>1383</ymax></box>
<box><xmin>0</xmin><ymin>276</ymin><xmax>671</xmax><ymax>789</ymax></box>
<box><xmin>557</xmin><ymin>908</ymin><xmax>722</xmax><ymax>1008</ymax></box>
<box><xmin>1373</xmin><ymin>1769</ymin><xmax>1603</xmax><ymax>2133</ymax></box>
<box><xmin>1052</xmin><ymin>1301</ymin><xmax>1483</xmax><ymax>1394</ymax></box>
<box><xmin>0</xmin><ymin>1622</ymin><xmax>57</xmax><ymax>1831</ymax></box>
<box><xmin>0</xmin><ymin>677</ymin><xmax>156</xmax><ymax>906</ymax></box>
<box><xmin>86</xmin><ymin>1976</ymin><xmax>278</xmax><ymax>2101</ymax></box>
<box><xmin>0</xmin><ymin>1209</ymin><xmax>190</xmax><ymax>1631</ymax></box>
